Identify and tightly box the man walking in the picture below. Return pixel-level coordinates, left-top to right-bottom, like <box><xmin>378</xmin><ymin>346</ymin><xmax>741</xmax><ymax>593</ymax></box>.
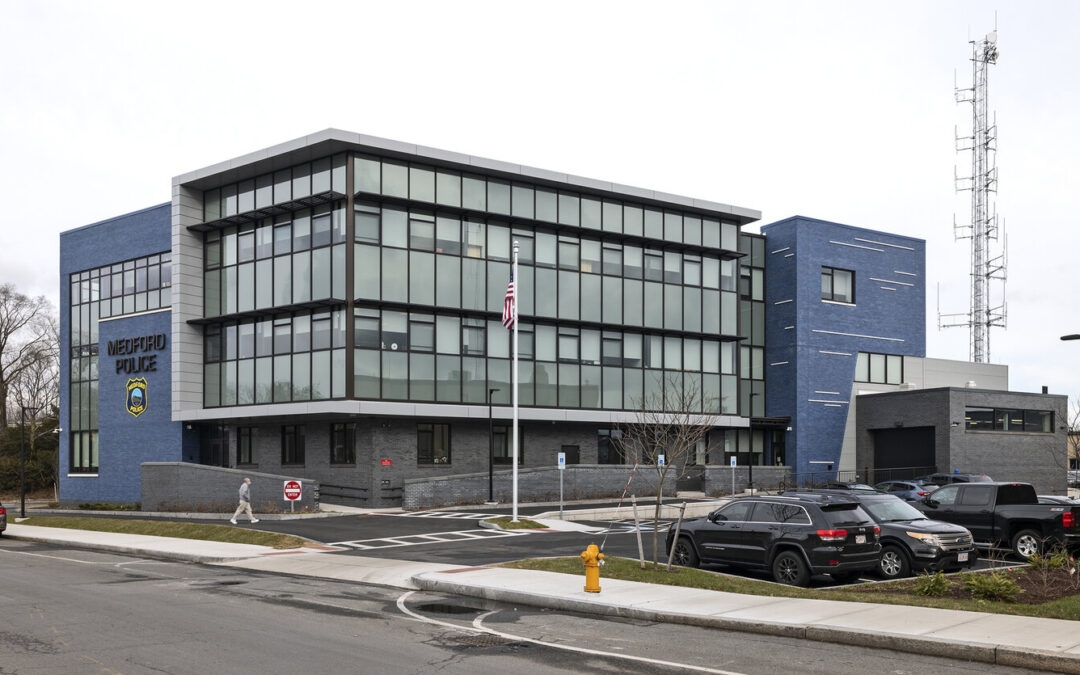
<box><xmin>230</xmin><ymin>477</ymin><xmax>259</xmax><ymax>525</ymax></box>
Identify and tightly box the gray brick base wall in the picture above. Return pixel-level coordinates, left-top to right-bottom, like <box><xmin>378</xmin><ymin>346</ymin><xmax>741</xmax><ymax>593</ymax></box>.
<box><xmin>140</xmin><ymin>462</ymin><xmax>320</xmax><ymax>513</ymax></box>
<box><xmin>402</xmin><ymin>464</ymin><xmax>676</xmax><ymax>510</ymax></box>
<box><xmin>703</xmin><ymin>466</ymin><xmax>791</xmax><ymax>496</ymax></box>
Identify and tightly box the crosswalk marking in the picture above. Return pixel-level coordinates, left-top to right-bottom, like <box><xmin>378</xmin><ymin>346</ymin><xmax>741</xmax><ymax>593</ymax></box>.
<box><xmin>330</xmin><ymin>528</ymin><xmax>529</xmax><ymax>551</ymax></box>
<box><xmin>396</xmin><ymin>511</ymin><xmax>503</xmax><ymax>519</ymax></box>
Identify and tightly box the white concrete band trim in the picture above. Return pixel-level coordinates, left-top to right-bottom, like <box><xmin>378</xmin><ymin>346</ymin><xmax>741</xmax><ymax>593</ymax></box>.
<box><xmin>784</xmin><ymin>253</ymin><xmax>794</xmax><ymax>258</ymax></box>
<box><xmin>818</xmin><ymin>350</ymin><xmax>853</xmax><ymax>356</ymax></box>
<box><xmin>773</xmin><ymin>299</ymin><xmax>792</xmax><ymax>305</ymax></box>
<box><xmin>880</xmin><ymin>286</ymin><xmax>897</xmax><ymax>291</ymax></box>
<box><xmin>809</xmin><ymin>398</ymin><xmax>849</xmax><ymax>405</ymax></box>
<box><xmin>829</xmin><ymin>240</ymin><xmax>883</xmax><ymax>252</ymax></box>
<box><xmin>824</xmin><ymin>403</ymin><xmax>844</xmax><ymax>407</ymax></box>
<box><xmin>821</xmin><ymin>299</ymin><xmax>856</xmax><ymax>307</ymax></box>
<box><xmin>784</xmin><ymin>325</ymin><xmax>794</xmax><ymax>330</ymax></box>
<box><xmin>814</xmin><ymin>390</ymin><xmax>841</xmax><ymax>395</ymax></box>
<box><xmin>66</xmin><ymin>474</ymin><xmax>99</xmax><ymax>478</ymax></box>
<box><xmin>854</xmin><ymin>237</ymin><xmax>916</xmax><ymax>251</ymax></box>
<box><xmin>894</xmin><ymin>270</ymin><xmax>918</xmax><ymax>276</ymax></box>
<box><xmin>770</xmin><ymin>247</ymin><xmax>790</xmax><ymax>254</ymax></box>
<box><xmin>98</xmin><ymin>307</ymin><xmax>172</xmax><ymax>323</ymax></box>
<box><xmin>869</xmin><ymin>277</ymin><xmax>915</xmax><ymax>287</ymax></box>
<box><xmin>769</xmin><ymin>361</ymin><xmax>789</xmax><ymax>366</ymax></box>
<box><xmin>812</xmin><ymin>329</ymin><xmax>905</xmax><ymax>342</ymax></box>
<box><xmin>174</xmin><ymin>400</ymin><xmax>750</xmax><ymax>427</ymax></box>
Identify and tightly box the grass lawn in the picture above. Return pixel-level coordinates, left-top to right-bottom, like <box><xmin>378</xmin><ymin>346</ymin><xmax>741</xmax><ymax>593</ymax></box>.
<box><xmin>501</xmin><ymin>556</ymin><xmax>1080</xmax><ymax>621</ymax></box>
<box><xmin>483</xmin><ymin>517</ymin><xmax>546</xmax><ymax>530</ymax></box>
<box><xmin>17</xmin><ymin>516</ymin><xmax>309</xmax><ymax>550</ymax></box>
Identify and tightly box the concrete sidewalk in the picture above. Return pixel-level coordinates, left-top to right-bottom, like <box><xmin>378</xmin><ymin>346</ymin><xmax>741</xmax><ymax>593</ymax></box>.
<box><xmin>5</xmin><ymin>523</ymin><xmax>1080</xmax><ymax>673</ymax></box>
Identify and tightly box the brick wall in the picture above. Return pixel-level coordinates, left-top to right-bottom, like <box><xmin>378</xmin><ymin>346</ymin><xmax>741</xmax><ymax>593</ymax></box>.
<box><xmin>141</xmin><ymin>462</ymin><xmax>319</xmax><ymax>512</ymax></box>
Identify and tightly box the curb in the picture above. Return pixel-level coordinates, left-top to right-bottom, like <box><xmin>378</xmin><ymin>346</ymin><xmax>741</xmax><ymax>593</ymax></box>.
<box><xmin>412</xmin><ymin>574</ymin><xmax>1080</xmax><ymax>673</ymax></box>
<box><xmin>22</xmin><ymin>508</ymin><xmax>340</xmax><ymax>520</ymax></box>
<box><xmin>3</xmin><ymin>530</ymin><xmax>257</xmax><ymax>564</ymax></box>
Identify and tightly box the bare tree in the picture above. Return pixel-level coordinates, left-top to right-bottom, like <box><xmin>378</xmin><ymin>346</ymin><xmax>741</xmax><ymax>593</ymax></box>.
<box><xmin>11</xmin><ymin>314</ymin><xmax>59</xmax><ymax>451</ymax></box>
<box><xmin>617</xmin><ymin>373</ymin><xmax>719</xmax><ymax>568</ymax></box>
<box><xmin>0</xmin><ymin>284</ymin><xmax>53</xmax><ymax>428</ymax></box>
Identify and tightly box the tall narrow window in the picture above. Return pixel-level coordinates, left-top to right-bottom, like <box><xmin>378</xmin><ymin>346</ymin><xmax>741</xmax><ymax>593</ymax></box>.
<box><xmin>237</xmin><ymin>427</ymin><xmax>255</xmax><ymax>465</ymax></box>
<box><xmin>281</xmin><ymin>425</ymin><xmax>305</xmax><ymax>465</ymax></box>
<box><xmin>330</xmin><ymin>423</ymin><xmax>356</xmax><ymax>464</ymax></box>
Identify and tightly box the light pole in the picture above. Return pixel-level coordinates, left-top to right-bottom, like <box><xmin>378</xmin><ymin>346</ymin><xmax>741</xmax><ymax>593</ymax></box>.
<box><xmin>488</xmin><ymin>388</ymin><xmax>500</xmax><ymax>503</ymax></box>
<box><xmin>20</xmin><ymin>405</ymin><xmax>40</xmax><ymax>518</ymax></box>
<box><xmin>1061</xmin><ymin>335</ymin><xmax>1080</xmax><ymax>341</ymax></box>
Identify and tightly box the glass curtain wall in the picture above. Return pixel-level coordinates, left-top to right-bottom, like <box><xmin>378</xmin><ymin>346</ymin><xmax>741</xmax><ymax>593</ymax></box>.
<box><xmin>69</xmin><ymin>253</ymin><xmax>172</xmax><ymax>471</ymax></box>
<box><xmin>201</xmin><ymin>152</ymin><xmax>748</xmax><ymax>413</ymax></box>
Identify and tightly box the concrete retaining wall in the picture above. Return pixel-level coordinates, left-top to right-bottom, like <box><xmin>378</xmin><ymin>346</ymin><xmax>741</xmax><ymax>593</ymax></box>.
<box><xmin>140</xmin><ymin>462</ymin><xmax>320</xmax><ymax>513</ymax></box>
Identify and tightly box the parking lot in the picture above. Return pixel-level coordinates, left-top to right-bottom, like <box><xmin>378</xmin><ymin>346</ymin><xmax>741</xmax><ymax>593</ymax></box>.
<box><xmin>235</xmin><ymin>508</ymin><xmax>1018</xmax><ymax>589</ymax></box>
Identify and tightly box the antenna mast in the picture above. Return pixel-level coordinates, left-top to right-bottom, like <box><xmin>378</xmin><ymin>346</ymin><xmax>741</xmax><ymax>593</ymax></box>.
<box><xmin>939</xmin><ymin>29</ymin><xmax>1007</xmax><ymax>363</ymax></box>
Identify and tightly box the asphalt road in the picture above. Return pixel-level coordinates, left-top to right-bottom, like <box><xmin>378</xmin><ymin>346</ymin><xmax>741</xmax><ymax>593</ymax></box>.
<box><xmin>0</xmin><ymin>540</ymin><xmax>1039</xmax><ymax>675</ymax></box>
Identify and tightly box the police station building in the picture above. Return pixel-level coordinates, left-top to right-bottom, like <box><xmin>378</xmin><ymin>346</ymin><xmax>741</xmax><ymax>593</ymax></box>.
<box><xmin>59</xmin><ymin>129</ymin><xmax>773</xmax><ymax>507</ymax></box>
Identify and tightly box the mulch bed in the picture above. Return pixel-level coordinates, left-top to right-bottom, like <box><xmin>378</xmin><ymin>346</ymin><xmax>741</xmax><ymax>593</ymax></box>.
<box><xmin>856</xmin><ymin>565</ymin><xmax>1080</xmax><ymax>604</ymax></box>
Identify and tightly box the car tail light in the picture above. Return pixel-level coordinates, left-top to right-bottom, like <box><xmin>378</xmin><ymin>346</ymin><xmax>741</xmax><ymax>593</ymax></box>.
<box><xmin>817</xmin><ymin>529</ymin><xmax>848</xmax><ymax>542</ymax></box>
<box><xmin>917</xmin><ymin>491</ymin><xmax>929</xmax><ymax>496</ymax></box>
<box><xmin>1065</xmin><ymin>513</ymin><xmax>1075</xmax><ymax>528</ymax></box>
<box><xmin>0</xmin><ymin>507</ymin><xmax>5</xmax><ymax>515</ymax></box>
<box><xmin>873</xmin><ymin>526</ymin><xmax>881</xmax><ymax>536</ymax></box>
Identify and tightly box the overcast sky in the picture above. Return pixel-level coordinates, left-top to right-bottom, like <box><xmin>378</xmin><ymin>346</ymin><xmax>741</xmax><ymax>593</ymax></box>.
<box><xmin>2</xmin><ymin>1</ymin><xmax>1077</xmax><ymax>400</ymax></box>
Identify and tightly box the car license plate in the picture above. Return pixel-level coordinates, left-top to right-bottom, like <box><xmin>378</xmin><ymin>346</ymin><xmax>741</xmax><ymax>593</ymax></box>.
<box><xmin>855</xmin><ymin>535</ymin><xmax>866</xmax><ymax>544</ymax></box>
<box><xmin>958</xmin><ymin>552</ymin><xmax>968</xmax><ymax>562</ymax></box>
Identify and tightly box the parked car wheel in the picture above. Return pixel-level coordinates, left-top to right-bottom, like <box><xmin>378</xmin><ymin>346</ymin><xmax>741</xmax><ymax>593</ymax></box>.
<box><xmin>772</xmin><ymin>550</ymin><xmax>810</xmax><ymax>587</ymax></box>
<box><xmin>878</xmin><ymin>545</ymin><xmax>911</xmax><ymax>579</ymax></box>
<box><xmin>670</xmin><ymin>537</ymin><xmax>699</xmax><ymax>568</ymax></box>
<box><xmin>1011</xmin><ymin>529</ymin><xmax>1042</xmax><ymax>559</ymax></box>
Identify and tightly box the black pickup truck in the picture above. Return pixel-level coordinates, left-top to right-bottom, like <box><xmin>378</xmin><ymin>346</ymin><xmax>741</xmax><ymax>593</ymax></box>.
<box><xmin>916</xmin><ymin>482</ymin><xmax>1080</xmax><ymax>558</ymax></box>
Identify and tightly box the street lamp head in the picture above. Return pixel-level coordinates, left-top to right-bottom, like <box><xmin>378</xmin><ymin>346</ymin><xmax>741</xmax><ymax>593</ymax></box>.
<box><xmin>1061</xmin><ymin>334</ymin><xmax>1080</xmax><ymax>341</ymax></box>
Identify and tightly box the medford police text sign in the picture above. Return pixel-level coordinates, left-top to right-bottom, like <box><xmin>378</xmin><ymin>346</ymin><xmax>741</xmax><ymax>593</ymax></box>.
<box><xmin>108</xmin><ymin>333</ymin><xmax>167</xmax><ymax>374</ymax></box>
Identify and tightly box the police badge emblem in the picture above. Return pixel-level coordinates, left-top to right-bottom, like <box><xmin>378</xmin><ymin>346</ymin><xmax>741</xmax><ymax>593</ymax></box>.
<box><xmin>127</xmin><ymin>378</ymin><xmax>148</xmax><ymax>417</ymax></box>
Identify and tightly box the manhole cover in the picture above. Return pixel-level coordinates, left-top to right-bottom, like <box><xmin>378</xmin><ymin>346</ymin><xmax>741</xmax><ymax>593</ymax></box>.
<box><xmin>415</xmin><ymin>602</ymin><xmax>483</xmax><ymax>615</ymax></box>
<box><xmin>456</xmin><ymin>635</ymin><xmax>519</xmax><ymax>648</ymax></box>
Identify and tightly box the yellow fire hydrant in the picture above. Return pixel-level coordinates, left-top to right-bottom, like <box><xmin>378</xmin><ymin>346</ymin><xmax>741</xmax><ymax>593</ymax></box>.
<box><xmin>580</xmin><ymin>543</ymin><xmax>605</xmax><ymax>593</ymax></box>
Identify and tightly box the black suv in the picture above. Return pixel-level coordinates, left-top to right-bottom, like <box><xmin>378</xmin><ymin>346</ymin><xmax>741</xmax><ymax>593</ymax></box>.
<box><xmin>788</xmin><ymin>490</ymin><xmax>976</xmax><ymax>579</ymax></box>
<box><xmin>666</xmin><ymin>494</ymin><xmax>880</xmax><ymax>586</ymax></box>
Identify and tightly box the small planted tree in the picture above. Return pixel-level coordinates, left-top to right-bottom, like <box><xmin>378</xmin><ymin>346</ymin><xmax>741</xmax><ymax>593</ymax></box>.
<box><xmin>617</xmin><ymin>372</ymin><xmax>719</xmax><ymax>568</ymax></box>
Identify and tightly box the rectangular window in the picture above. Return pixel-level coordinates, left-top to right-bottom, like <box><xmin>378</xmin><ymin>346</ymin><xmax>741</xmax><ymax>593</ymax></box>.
<box><xmin>237</xmin><ymin>427</ymin><xmax>254</xmax><ymax>465</ymax></box>
<box><xmin>330</xmin><ymin>423</ymin><xmax>356</xmax><ymax>464</ymax></box>
<box><xmin>821</xmin><ymin>266</ymin><xmax>854</xmax><ymax>303</ymax></box>
<box><xmin>493</xmin><ymin>425</ymin><xmax>524</xmax><ymax>465</ymax></box>
<box><xmin>281</xmin><ymin>425</ymin><xmax>305</xmax><ymax>465</ymax></box>
<box><xmin>965</xmin><ymin>407</ymin><xmax>1053</xmax><ymax>433</ymax></box>
<box><xmin>417</xmin><ymin>423</ymin><xmax>450</xmax><ymax>465</ymax></box>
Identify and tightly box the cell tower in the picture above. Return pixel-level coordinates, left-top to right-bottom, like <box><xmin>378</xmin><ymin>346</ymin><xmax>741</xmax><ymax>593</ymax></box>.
<box><xmin>939</xmin><ymin>29</ymin><xmax>1007</xmax><ymax>363</ymax></box>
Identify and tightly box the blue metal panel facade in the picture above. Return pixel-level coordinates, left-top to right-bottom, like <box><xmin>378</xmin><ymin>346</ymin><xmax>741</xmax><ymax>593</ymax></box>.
<box><xmin>59</xmin><ymin>204</ymin><xmax>186</xmax><ymax>503</ymax></box>
<box><xmin>763</xmin><ymin>216</ymin><xmax>925</xmax><ymax>476</ymax></box>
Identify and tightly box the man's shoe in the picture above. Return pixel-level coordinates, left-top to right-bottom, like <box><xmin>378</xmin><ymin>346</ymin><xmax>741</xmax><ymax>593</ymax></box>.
<box><xmin>251</xmin><ymin>519</ymin><xmax>260</xmax><ymax>523</ymax></box>
<box><xmin>230</xmin><ymin>519</ymin><xmax>237</xmax><ymax>524</ymax></box>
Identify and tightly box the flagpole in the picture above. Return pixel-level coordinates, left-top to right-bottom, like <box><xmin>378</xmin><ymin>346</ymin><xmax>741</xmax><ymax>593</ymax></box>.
<box><xmin>511</xmin><ymin>240</ymin><xmax>520</xmax><ymax>522</ymax></box>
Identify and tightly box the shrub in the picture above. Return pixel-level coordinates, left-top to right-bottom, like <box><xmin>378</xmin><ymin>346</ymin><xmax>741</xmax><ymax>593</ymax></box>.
<box><xmin>1027</xmin><ymin>548</ymin><xmax>1070</xmax><ymax>572</ymax></box>
<box><xmin>961</xmin><ymin>571</ymin><xmax>1021</xmax><ymax>602</ymax></box>
<box><xmin>912</xmin><ymin>570</ymin><xmax>949</xmax><ymax>597</ymax></box>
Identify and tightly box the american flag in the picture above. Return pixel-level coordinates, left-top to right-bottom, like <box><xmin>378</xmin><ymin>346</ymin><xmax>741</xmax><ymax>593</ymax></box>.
<box><xmin>502</xmin><ymin>270</ymin><xmax>516</xmax><ymax>329</ymax></box>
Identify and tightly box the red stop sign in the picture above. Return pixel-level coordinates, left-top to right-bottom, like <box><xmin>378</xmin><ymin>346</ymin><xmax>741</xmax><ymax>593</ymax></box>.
<box><xmin>283</xmin><ymin>480</ymin><xmax>302</xmax><ymax>501</ymax></box>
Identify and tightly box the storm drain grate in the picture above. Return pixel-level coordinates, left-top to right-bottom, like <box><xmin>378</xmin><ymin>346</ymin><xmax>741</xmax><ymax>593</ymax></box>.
<box><xmin>455</xmin><ymin>634</ymin><xmax>520</xmax><ymax>648</ymax></box>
